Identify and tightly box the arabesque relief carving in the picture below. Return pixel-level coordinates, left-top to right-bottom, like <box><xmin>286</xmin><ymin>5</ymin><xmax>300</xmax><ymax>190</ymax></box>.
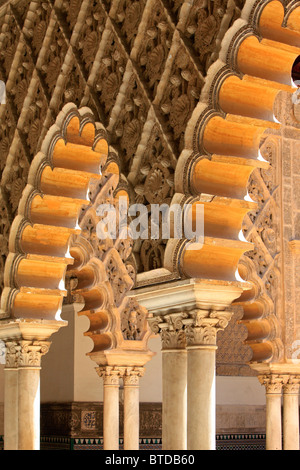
<box><xmin>0</xmin><ymin>0</ymin><xmax>245</xmax><ymax>285</ymax></box>
<box><xmin>1</xmin><ymin>0</ymin><xmax>300</xmax><ymax>376</ymax></box>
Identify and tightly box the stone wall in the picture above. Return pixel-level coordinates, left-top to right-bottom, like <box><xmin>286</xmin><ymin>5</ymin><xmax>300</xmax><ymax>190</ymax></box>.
<box><xmin>38</xmin><ymin>402</ymin><xmax>266</xmax><ymax>450</ymax></box>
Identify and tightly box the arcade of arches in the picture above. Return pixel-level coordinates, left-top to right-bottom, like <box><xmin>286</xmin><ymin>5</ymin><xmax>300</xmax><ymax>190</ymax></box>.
<box><xmin>0</xmin><ymin>0</ymin><xmax>300</xmax><ymax>451</ymax></box>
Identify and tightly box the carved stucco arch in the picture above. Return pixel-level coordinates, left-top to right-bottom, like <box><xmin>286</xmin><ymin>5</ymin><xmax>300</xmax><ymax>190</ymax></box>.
<box><xmin>0</xmin><ymin>0</ymin><xmax>299</xmax><ymax>375</ymax></box>
<box><xmin>163</xmin><ymin>0</ymin><xmax>300</xmax><ymax>365</ymax></box>
<box><xmin>0</xmin><ymin>103</ymin><xmax>153</xmax><ymax>368</ymax></box>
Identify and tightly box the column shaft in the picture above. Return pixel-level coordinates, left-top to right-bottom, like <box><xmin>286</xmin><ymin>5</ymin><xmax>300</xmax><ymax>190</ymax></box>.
<box><xmin>3</xmin><ymin>340</ymin><xmax>50</xmax><ymax>451</ymax></box>
<box><xmin>187</xmin><ymin>346</ymin><xmax>216</xmax><ymax>450</ymax></box>
<box><xmin>124</xmin><ymin>382</ymin><xmax>140</xmax><ymax>450</ymax></box>
<box><xmin>18</xmin><ymin>367</ymin><xmax>41</xmax><ymax>450</ymax></box>
<box><xmin>103</xmin><ymin>383</ymin><xmax>120</xmax><ymax>450</ymax></box>
<box><xmin>283</xmin><ymin>385</ymin><xmax>300</xmax><ymax>450</ymax></box>
<box><xmin>266</xmin><ymin>392</ymin><xmax>282</xmax><ymax>450</ymax></box>
<box><xmin>4</xmin><ymin>368</ymin><xmax>18</xmax><ymax>450</ymax></box>
<box><xmin>162</xmin><ymin>349</ymin><xmax>187</xmax><ymax>450</ymax></box>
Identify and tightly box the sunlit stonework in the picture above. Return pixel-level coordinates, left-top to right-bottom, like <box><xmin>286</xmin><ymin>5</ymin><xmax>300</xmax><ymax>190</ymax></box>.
<box><xmin>0</xmin><ymin>0</ymin><xmax>300</xmax><ymax>453</ymax></box>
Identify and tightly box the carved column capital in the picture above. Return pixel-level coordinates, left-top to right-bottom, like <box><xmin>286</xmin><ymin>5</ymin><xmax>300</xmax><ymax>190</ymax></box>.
<box><xmin>183</xmin><ymin>309</ymin><xmax>233</xmax><ymax>348</ymax></box>
<box><xmin>283</xmin><ymin>375</ymin><xmax>300</xmax><ymax>395</ymax></box>
<box><xmin>148</xmin><ymin>313</ymin><xmax>188</xmax><ymax>351</ymax></box>
<box><xmin>96</xmin><ymin>366</ymin><xmax>126</xmax><ymax>385</ymax></box>
<box><xmin>5</xmin><ymin>340</ymin><xmax>51</xmax><ymax>369</ymax></box>
<box><xmin>123</xmin><ymin>367</ymin><xmax>145</xmax><ymax>386</ymax></box>
<box><xmin>258</xmin><ymin>374</ymin><xmax>286</xmax><ymax>394</ymax></box>
<box><xmin>148</xmin><ymin>309</ymin><xmax>233</xmax><ymax>350</ymax></box>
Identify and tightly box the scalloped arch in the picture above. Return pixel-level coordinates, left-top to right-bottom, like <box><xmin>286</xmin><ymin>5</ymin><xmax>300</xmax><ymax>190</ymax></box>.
<box><xmin>0</xmin><ymin>104</ymin><xmax>110</xmax><ymax>322</ymax></box>
<box><xmin>0</xmin><ymin>102</ymin><xmax>153</xmax><ymax>366</ymax></box>
<box><xmin>165</xmin><ymin>0</ymin><xmax>300</xmax><ymax>365</ymax></box>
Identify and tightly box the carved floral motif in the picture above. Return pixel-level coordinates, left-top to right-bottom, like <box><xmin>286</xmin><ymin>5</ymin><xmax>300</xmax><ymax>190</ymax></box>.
<box><xmin>5</xmin><ymin>340</ymin><xmax>51</xmax><ymax>368</ymax></box>
<box><xmin>96</xmin><ymin>366</ymin><xmax>126</xmax><ymax>385</ymax></box>
<box><xmin>0</xmin><ymin>0</ymin><xmax>255</xmax><ymax>378</ymax></box>
<box><xmin>94</xmin><ymin>28</ymin><xmax>127</xmax><ymax>125</ymax></box>
<box><xmin>114</xmin><ymin>0</ymin><xmax>147</xmax><ymax>48</ymax></box>
<box><xmin>27</xmin><ymin>2</ymin><xmax>52</xmax><ymax>57</ymax></box>
<box><xmin>0</xmin><ymin>199</ymin><xmax>10</xmax><ymax>297</ymax></box>
<box><xmin>22</xmin><ymin>79</ymin><xmax>48</xmax><ymax>156</ymax></box>
<box><xmin>136</xmin><ymin>0</ymin><xmax>174</xmax><ymax>97</ymax></box>
<box><xmin>149</xmin><ymin>309</ymin><xmax>233</xmax><ymax>349</ymax></box>
<box><xmin>184</xmin><ymin>0</ymin><xmax>243</xmax><ymax>72</ymax></box>
<box><xmin>4</xmin><ymin>140</ymin><xmax>30</xmax><ymax>217</ymax></box>
<box><xmin>241</xmin><ymin>136</ymin><xmax>282</xmax><ymax>363</ymax></box>
<box><xmin>0</xmin><ymin>14</ymin><xmax>20</xmax><ymax>79</ymax></box>
<box><xmin>158</xmin><ymin>44</ymin><xmax>203</xmax><ymax>153</ymax></box>
<box><xmin>148</xmin><ymin>313</ymin><xmax>187</xmax><ymax>350</ymax></box>
<box><xmin>10</xmin><ymin>41</ymin><xmax>34</xmax><ymax>114</ymax></box>
<box><xmin>121</xmin><ymin>298</ymin><xmax>148</xmax><ymax>341</ymax></box>
<box><xmin>38</xmin><ymin>22</ymin><xmax>68</xmax><ymax>96</ymax></box>
<box><xmin>112</xmin><ymin>71</ymin><xmax>149</xmax><ymax>164</ymax></box>
<box><xmin>258</xmin><ymin>374</ymin><xmax>286</xmax><ymax>394</ymax></box>
<box><xmin>76</xmin><ymin>0</ymin><xmax>106</xmax><ymax>76</ymax></box>
<box><xmin>62</xmin><ymin>0</ymin><xmax>83</xmax><ymax>31</ymax></box>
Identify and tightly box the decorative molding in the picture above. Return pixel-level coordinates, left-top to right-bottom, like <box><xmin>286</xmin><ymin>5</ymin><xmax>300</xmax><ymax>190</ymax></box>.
<box><xmin>0</xmin><ymin>0</ymin><xmax>300</xmax><ymax>376</ymax></box>
<box><xmin>96</xmin><ymin>366</ymin><xmax>126</xmax><ymax>385</ymax></box>
<box><xmin>258</xmin><ymin>374</ymin><xmax>286</xmax><ymax>394</ymax></box>
<box><xmin>123</xmin><ymin>367</ymin><xmax>145</xmax><ymax>386</ymax></box>
<box><xmin>282</xmin><ymin>375</ymin><xmax>300</xmax><ymax>395</ymax></box>
<box><xmin>148</xmin><ymin>313</ymin><xmax>188</xmax><ymax>350</ymax></box>
<box><xmin>0</xmin><ymin>0</ymin><xmax>246</xmax><ymax>297</ymax></box>
<box><xmin>148</xmin><ymin>308</ymin><xmax>234</xmax><ymax>349</ymax></box>
<box><xmin>5</xmin><ymin>340</ymin><xmax>51</xmax><ymax>368</ymax></box>
<box><xmin>39</xmin><ymin>401</ymin><xmax>268</xmax><ymax>442</ymax></box>
<box><xmin>184</xmin><ymin>309</ymin><xmax>233</xmax><ymax>347</ymax></box>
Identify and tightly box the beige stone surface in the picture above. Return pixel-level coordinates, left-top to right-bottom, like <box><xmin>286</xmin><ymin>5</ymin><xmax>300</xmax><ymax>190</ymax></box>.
<box><xmin>216</xmin><ymin>405</ymin><xmax>266</xmax><ymax>433</ymax></box>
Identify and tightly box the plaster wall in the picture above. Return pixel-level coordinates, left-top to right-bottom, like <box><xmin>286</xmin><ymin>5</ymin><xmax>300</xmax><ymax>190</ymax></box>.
<box><xmin>39</xmin><ymin>314</ymin><xmax>265</xmax><ymax>405</ymax></box>
<box><xmin>0</xmin><ymin>312</ymin><xmax>266</xmax><ymax>438</ymax></box>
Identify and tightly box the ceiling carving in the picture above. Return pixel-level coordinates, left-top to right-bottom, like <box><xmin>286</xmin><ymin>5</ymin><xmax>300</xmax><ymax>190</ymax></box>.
<box><xmin>0</xmin><ymin>0</ymin><xmax>245</xmax><ymax>295</ymax></box>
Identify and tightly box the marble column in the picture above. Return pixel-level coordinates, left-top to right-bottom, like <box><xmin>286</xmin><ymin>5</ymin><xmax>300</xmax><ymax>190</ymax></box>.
<box><xmin>97</xmin><ymin>367</ymin><xmax>124</xmax><ymax>451</ymax></box>
<box><xmin>259</xmin><ymin>375</ymin><xmax>284</xmax><ymax>451</ymax></box>
<box><xmin>123</xmin><ymin>367</ymin><xmax>144</xmax><ymax>450</ymax></box>
<box><xmin>283</xmin><ymin>376</ymin><xmax>300</xmax><ymax>451</ymax></box>
<box><xmin>18</xmin><ymin>367</ymin><xmax>41</xmax><ymax>450</ymax></box>
<box><xmin>184</xmin><ymin>310</ymin><xmax>231</xmax><ymax>451</ymax></box>
<box><xmin>149</xmin><ymin>313</ymin><xmax>188</xmax><ymax>451</ymax></box>
<box><xmin>4</xmin><ymin>366</ymin><xmax>18</xmax><ymax>450</ymax></box>
<box><xmin>187</xmin><ymin>344</ymin><xmax>217</xmax><ymax>450</ymax></box>
<box><xmin>136</xmin><ymin>280</ymin><xmax>243</xmax><ymax>452</ymax></box>
<box><xmin>4</xmin><ymin>340</ymin><xmax>51</xmax><ymax>451</ymax></box>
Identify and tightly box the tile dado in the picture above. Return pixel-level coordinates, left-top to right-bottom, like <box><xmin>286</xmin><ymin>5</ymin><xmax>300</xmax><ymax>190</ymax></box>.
<box><xmin>0</xmin><ymin>403</ymin><xmax>267</xmax><ymax>450</ymax></box>
<box><xmin>0</xmin><ymin>402</ymin><xmax>266</xmax><ymax>449</ymax></box>
<box><xmin>0</xmin><ymin>434</ymin><xmax>268</xmax><ymax>451</ymax></box>
<box><xmin>40</xmin><ymin>402</ymin><xmax>163</xmax><ymax>439</ymax></box>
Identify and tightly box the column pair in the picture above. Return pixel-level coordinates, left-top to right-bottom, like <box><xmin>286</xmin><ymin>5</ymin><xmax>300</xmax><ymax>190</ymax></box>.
<box><xmin>149</xmin><ymin>308</ymin><xmax>232</xmax><ymax>451</ymax></box>
<box><xmin>259</xmin><ymin>374</ymin><xmax>300</xmax><ymax>450</ymax></box>
<box><xmin>97</xmin><ymin>366</ymin><xmax>144</xmax><ymax>450</ymax></box>
<box><xmin>4</xmin><ymin>340</ymin><xmax>51</xmax><ymax>450</ymax></box>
